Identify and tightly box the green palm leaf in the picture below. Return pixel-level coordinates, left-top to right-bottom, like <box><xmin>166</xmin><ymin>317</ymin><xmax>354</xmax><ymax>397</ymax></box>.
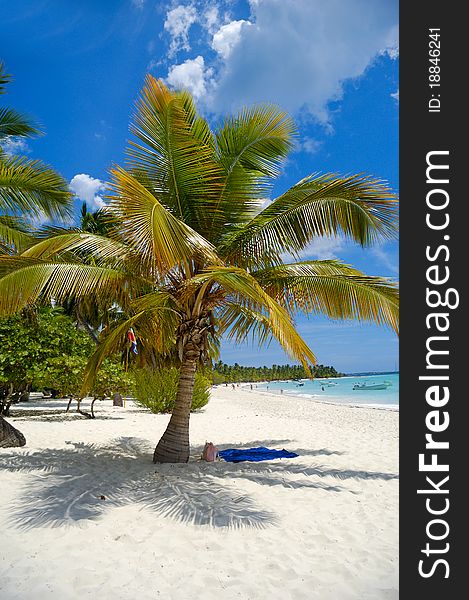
<box><xmin>0</xmin><ymin>262</ymin><xmax>139</xmax><ymax>315</ymax></box>
<box><xmin>220</xmin><ymin>173</ymin><xmax>398</xmax><ymax>267</ymax></box>
<box><xmin>21</xmin><ymin>231</ymin><xmax>131</xmax><ymax>267</ymax></box>
<box><xmin>109</xmin><ymin>166</ymin><xmax>221</xmax><ymax>274</ymax></box>
<box><xmin>209</xmin><ymin>105</ymin><xmax>296</xmax><ymax>241</ymax></box>
<box><xmin>81</xmin><ymin>305</ymin><xmax>178</xmax><ymax>394</ymax></box>
<box><xmin>217</xmin><ymin>303</ymin><xmax>274</xmax><ymax>347</ymax></box>
<box><xmin>0</xmin><ymin>155</ymin><xmax>72</xmax><ymax>218</ymax></box>
<box><xmin>190</xmin><ymin>266</ymin><xmax>316</xmax><ymax>368</ymax></box>
<box><xmin>0</xmin><ymin>215</ymin><xmax>33</xmax><ymax>254</ymax></box>
<box><xmin>254</xmin><ymin>260</ymin><xmax>399</xmax><ymax>333</ymax></box>
<box><xmin>0</xmin><ymin>108</ymin><xmax>39</xmax><ymax>141</ymax></box>
<box><xmin>0</xmin><ymin>62</ymin><xmax>11</xmax><ymax>95</ymax></box>
<box><xmin>127</xmin><ymin>76</ymin><xmax>223</xmax><ymax>235</ymax></box>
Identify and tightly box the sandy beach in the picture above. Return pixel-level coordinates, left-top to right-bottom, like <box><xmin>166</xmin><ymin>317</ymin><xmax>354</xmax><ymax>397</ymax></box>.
<box><xmin>0</xmin><ymin>386</ymin><xmax>398</xmax><ymax>600</ymax></box>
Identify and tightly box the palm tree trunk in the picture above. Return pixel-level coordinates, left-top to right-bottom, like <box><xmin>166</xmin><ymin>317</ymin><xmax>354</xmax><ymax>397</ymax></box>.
<box><xmin>153</xmin><ymin>358</ymin><xmax>197</xmax><ymax>463</ymax></box>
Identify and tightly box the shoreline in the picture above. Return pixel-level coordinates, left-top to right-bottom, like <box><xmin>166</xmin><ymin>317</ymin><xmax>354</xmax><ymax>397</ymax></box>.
<box><xmin>226</xmin><ymin>377</ymin><xmax>399</xmax><ymax>412</ymax></box>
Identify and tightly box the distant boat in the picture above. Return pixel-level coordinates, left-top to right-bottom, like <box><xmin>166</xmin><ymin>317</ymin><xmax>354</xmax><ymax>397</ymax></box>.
<box><xmin>353</xmin><ymin>381</ymin><xmax>392</xmax><ymax>391</ymax></box>
<box><xmin>295</xmin><ymin>382</ymin><xmax>304</xmax><ymax>387</ymax></box>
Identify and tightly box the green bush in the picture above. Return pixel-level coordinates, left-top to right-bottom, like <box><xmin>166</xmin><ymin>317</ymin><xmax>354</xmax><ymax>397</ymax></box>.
<box><xmin>133</xmin><ymin>367</ymin><xmax>210</xmax><ymax>414</ymax></box>
<box><xmin>0</xmin><ymin>308</ymin><xmax>135</xmax><ymax>400</ymax></box>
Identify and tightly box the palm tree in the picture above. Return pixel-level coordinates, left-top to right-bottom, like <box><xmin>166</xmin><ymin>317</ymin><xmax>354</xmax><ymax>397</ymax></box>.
<box><xmin>0</xmin><ymin>76</ymin><xmax>399</xmax><ymax>462</ymax></box>
<box><xmin>0</xmin><ymin>61</ymin><xmax>71</xmax><ymax>249</ymax></box>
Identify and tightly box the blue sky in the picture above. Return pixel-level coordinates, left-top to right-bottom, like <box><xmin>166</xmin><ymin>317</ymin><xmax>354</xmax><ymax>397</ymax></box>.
<box><xmin>1</xmin><ymin>0</ymin><xmax>399</xmax><ymax>373</ymax></box>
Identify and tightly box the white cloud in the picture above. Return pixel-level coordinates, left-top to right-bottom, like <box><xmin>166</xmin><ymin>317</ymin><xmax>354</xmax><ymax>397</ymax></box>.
<box><xmin>212</xmin><ymin>20</ymin><xmax>251</xmax><ymax>60</ymax></box>
<box><xmin>391</xmin><ymin>89</ymin><xmax>399</xmax><ymax>103</ymax></box>
<box><xmin>164</xmin><ymin>4</ymin><xmax>198</xmax><ymax>57</ymax></box>
<box><xmin>207</xmin><ymin>0</ymin><xmax>398</xmax><ymax>122</ymax></box>
<box><xmin>0</xmin><ymin>136</ymin><xmax>30</xmax><ymax>156</ymax></box>
<box><xmin>166</xmin><ymin>56</ymin><xmax>212</xmax><ymax>100</ymax></box>
<box><xmin>131</xmin><ymin>0</ymin><xmax>145</xmax><ymax>8</ymax></box>
<box><xmin>301</xmin><ymin>237</ymin><xmax>345</xmax><ymax>260</ymax></box>
<box><xmin>69</xmin><ymin>173</ymin><xmax>106</xmax><ymax>211</ymax></box>
<box><xmin>301</xmin><ymin>137</ymin><xmax>323</xmax><ymax>155</ymax></box>
<box><xmin>204</xmin><ymin>5</ymin><xmax>220</xmax><ymax>35</ymax></box>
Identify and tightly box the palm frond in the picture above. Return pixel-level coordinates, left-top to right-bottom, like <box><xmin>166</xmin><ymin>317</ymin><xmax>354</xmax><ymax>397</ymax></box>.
<box><xmin>0</xmin><ymin>62</ymin><xmax>11</xmax><ymax>95</ymax></box>
<box><xmin>210</xmin><ymin>105</ymin><xmax>297</xmax><ymax>240</ymax></box>
<box><xmin>217</xmin><ymin>303</ymin><xmax>274</xmax><ymax>347</ymax></box>
<box><xmin>189</xmin><ymin>266</ymin><xmax>316</xmax><ymax>368</ymax></box>
<box><xmin>0</xmin><ymin>155</ymin><xmax>72</xmax><ymax>218</ymax></box>
<box><xmin>127</xmin><ymin>76</ymin><xmax>224</xmax><ymax>235</ymax></box>
<box><xmin>0</xmin><ymin>215</ymin><xmax>34</xmax><ymax>254</ymax></box>
<box><xmin>219</xmin><ymin>173</ymin><xmax>398</xmax><ymax>267</ymax></box>
<box><xmin>254</xmin><ymin>260</ymin><xmax>399</xmax><ymax>333</ymax></box>
<box><xmin>108</xmin><ymin>166</ymin><xmax>221</xmax><ymax>274</ymax></box>
<box><xmin>21</xmin><ymin>231</ymin><xmax>131</xmax><ymax>268</ymax></box>
<box><xmin>0</xmin><ymin>262</ymin><xmax>139</xmax><ymax>316</ymax></box>
<box><xmin>81</xmin><ymin>306</ymin><xmax>178</xmax><ymax>394</ymax></box>
<box><xmin>0</xmin><ymin>108</ymin><xmax>39</xmax><ymax>141</ymax></box>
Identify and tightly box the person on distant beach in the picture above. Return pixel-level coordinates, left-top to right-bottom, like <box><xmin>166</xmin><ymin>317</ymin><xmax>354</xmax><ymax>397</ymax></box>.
<box><xmin>232</xmin><ymin>384</ymin><xmax>235</xmax><ymax>390</ymax></box>
<box><xmin>280</xmin><ymin>389</ymin><xmax>283</xmax><ymax>395</ymax></box>
<box><xmin>321</xmin><ymin>386</ymin><xmax>325</xmax><ymax>391</ymax></box>
<box><xmin>250</xmin><ymin>384</ymin><xmax>253</xmax><ymax>390</ymax></box>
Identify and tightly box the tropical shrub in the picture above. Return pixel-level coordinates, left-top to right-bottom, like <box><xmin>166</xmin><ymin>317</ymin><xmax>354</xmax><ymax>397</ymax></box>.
<box><xmin>0</xmin><ymin>308</ymin><xmax>132</xmax><ymax>401</ymax></box>
<box><xmin>134</xmin><ymin>367</ymin><xmax>210</xmax><ymax>413</ymax></box>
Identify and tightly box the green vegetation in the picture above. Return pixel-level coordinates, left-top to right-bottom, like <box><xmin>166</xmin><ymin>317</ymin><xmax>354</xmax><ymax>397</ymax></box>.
<box><xmin>133</xmin><ymin>367</ymin><xmax>210</xmax><ymax>414</ymax></box>
<box><xmin>0</xmin><ymin>76</ymin><xmax>399</xmax><ymax>461</ymax></box>
<box><xmin>212</xmin><ymin>361</ymin><xmax>341</xmax><ymax>384</ymax></box>
<box><xmin>0</xmin><ymin>308</ymin><xmax>132</xmax><ymax>416</ymax></box>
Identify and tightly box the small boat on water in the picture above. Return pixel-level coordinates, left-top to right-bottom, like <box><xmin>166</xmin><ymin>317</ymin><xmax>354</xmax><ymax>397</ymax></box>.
<box><xmin>353</xmin><ymin>381</ymin><xmax>392</xmax><ymax>391</ymax></box>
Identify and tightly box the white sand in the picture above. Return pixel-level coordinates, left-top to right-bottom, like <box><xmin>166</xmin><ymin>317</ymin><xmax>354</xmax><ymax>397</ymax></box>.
<box><xmin>0</xmin><ymin>387</ymin><xmax>398</xmax><ymax>600</ymax></box>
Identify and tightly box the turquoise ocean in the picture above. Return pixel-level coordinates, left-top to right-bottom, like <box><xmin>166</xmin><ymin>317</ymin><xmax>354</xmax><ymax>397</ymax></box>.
<box><xmin>256</xmin><ymin>372</ymin><xmax>399</xmax><ymax>410</ymax></box>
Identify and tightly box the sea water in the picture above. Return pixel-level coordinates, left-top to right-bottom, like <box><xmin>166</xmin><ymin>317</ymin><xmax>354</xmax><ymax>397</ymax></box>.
<box><xmin>256</xmin><ymin>372</ymin><xmax>399</xmax><ymax>410</ymax></box>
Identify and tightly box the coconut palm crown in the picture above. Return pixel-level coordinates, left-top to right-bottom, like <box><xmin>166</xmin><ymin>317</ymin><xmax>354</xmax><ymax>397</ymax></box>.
<box><xmin>0</xmin><ymin>76</ymin><xmax>399</xmax><ymax>463</ymax></box>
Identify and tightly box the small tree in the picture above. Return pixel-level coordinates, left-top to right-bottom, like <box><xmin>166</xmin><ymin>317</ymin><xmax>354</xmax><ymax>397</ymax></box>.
<box><xmin>0</xmin><ymin>307</ymin><xmax>93</xmax><ymax>411</ymax></box>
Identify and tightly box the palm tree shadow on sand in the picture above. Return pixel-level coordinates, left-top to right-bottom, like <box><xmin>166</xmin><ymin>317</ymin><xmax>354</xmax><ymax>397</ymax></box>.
<box><xmin>1</xmin><ymin>437</ymin><xmax>398</xmax><ymax>530</ymax></box>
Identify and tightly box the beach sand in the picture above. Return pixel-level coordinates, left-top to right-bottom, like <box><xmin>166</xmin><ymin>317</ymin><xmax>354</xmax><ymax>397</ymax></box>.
<box><xmin>0</xmin><ymin>386</ymin><xmax>398</xmax><ymax>600</ymax></box>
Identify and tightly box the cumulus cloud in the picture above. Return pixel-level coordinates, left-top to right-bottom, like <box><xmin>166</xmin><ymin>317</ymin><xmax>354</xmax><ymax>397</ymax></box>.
<box><xmin>391</xmin><ymin>89</ymin><xmax>399</xmax><ymax>103</ymax></box>
<box><xmin>69</xmin><ymin>174</ymin><xmax>106</xmax><ymax>211</ymax></box>
<box><xmin>164</xmin><ymin>4</ymin><xmax>198</xmax><ymax>57</ymax></box>
<box><xmin>207</xmin><ymin>0</ymin><xmax>398</xmax><ymax>122</ymax></box>
<box><xmin>302</xmin><ymin>237</ymin><xmax>345</xmax><ymax>260</ymax></box>
<box><xmin>0</xmin><ymin>136</ymin><xmax>30</xmax><ymax>156</ymax></box>
<box><xmin>212</xmin><ymin>19</ymin><xmax>251</xmax><ymax>60</ymax></box>
<box><xmin>166</xmin><ymin>56</ymin><xmax>212</xmax><ymax>100</ymax></box>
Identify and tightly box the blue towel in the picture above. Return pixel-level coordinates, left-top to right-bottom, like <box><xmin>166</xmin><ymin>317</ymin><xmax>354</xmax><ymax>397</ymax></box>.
<box><xmin>218</xmin><ymin>446</ymin><xmax>298</xmax><ymax>463</ymax></box>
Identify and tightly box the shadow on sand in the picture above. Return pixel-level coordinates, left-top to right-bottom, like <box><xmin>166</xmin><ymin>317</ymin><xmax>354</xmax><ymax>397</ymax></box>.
<box><xmin>1</xmin><ymin>437</ymin><xmax>398</xmax><ymax>531</ymax></box>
